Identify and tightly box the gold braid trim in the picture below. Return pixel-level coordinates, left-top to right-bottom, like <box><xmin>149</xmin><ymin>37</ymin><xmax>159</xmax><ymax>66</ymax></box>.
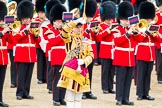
<box><xmin>61</xmin><ymin>66</ymin><xmax>87</xmax><ymax>86</ymax></box>
<box><xmin>61</xmin><ymin>21</ymin><xmax>77</xmax><ymax>43</ymax></box>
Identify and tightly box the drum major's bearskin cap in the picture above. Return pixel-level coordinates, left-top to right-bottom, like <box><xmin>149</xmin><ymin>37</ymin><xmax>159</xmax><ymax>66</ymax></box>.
<box><xmin>100</xmin><ymin>1</ymin><xmax>116</xmax><ymax>20</ymax></box>
<box><xmin>80</xmin><ymin>0</ymin><xmax>97</xmax><ymax>17</ymax></box>
<box><xmin>139</xmin><ymin>1</ymin><xmax>155</xmax><ymax>19</ymax></box>
<box><xmin>49</xmin><ymin>4</ymin><xmax>67</xmax><ymax>23</ymax></box>
<box><xmin>36</xmin><ymin>0</ymin><xmax>47</xmax><ymax>13</ymax></box>
<box><xmin>45</xmin><ymin>0</ymin><xmax>61</xmax><ymax>19</ymax></box>
<box><xmin>68</xmin><ymin>0</ymin><xmax>83</xmax><ymax>11</ymax></box>
<box><xmin>17</xmin><ymin>0</ymin><xmax>34</xmax><ymax>20</ymax></box>
<box><xmin>117</xmin><ymin>1</ymin><xmax>133</xmax><ymax>20</ymax></box>
<box><xmin>0</xmin><ymin>1</ymin><xmax>7</xmax><ymax>21</ymax></box>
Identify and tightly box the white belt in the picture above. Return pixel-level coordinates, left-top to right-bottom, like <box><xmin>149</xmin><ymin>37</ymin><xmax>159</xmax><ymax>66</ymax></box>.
<box><xmin>90</xmin><ymin>41</ymin><xmax>95</xmax><ymax>44</ymax></box>
<box><xmin>115</xmin><ymin>47</ymin><xmax>134</xmax><ymax>51</ymax></box>
<box><xmin>101</xmin><ymin>41</ymin><xmax>114</xmax><ymax>45</ymax></box>
<box><xmin>51</xmin><ymin>46</ymin><xmax>65</xmax><ymax>50</ymax></box>
<box><xmin>160</xmin><ymin>43</ymin><xmax>162</xmax><ymax>53</ymax></box>
<box><xmin>16</xmin><ymin>44</ymin><xmax>35</xmax><ymax>47</ymax></box>
<box><xmin>0</xmin><ymin>46</ymin><xmax>7</xmax><ymax>49</ymax></box>
<box><xmin>138</xmin><ymin>42</ymin><xmax>154</xmax><ymax>46</ymax></box>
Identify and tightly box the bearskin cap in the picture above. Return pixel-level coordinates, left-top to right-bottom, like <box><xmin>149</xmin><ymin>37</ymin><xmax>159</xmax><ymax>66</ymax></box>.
<box><xmin>134</xmin><ymin>0</ymin><xmax>147</xmax><ymax>15</ymax></box>
<box><xmin>17</xmin><ymin>0</ymin><xmax>34</xmax><ymax>20</ymax></box>
<box><xmin>96</xmin><ymin>0</ymin><xmax>101</xmax><ymax>3</ymax></box>
<box><xmin>49</xmin><ymin>4</ymin><xmax>67</xmax><ymax>23</ymax></box>
<box><xmin>0</xmin><ymin>1</ymin><xmax>7</xmax><ymax>21</ymax></box>
<box><xmin>68</xmin><ymin>0</ymin><xmax>83</xmax><ymax>11</ymax></box>
<box><xmin>156</xmin><ymin>0</ymin><xmax>162</xmax><ymax>6</ymax></box>
<box><xmin>100</xmin><ymin>1</ymin><xmax>116</xmax><ymax>20</ymax></box>
<box><xmin>117</xmin><ymin>1</ymin><xmax>133</xmax><ymax>20</ymax></box>
<box><xmin>139</xmin><ymin>1</ymin><xmax>155</xmax><ymax>19</ymax></box>
<box><xmin>59</xmin><ymin>0</ymin><xmax>66</xmax><ymax>4</ymax></box>
<box><xmin>101</xmin><ymin>0</ymin><xmax>116</xmax><ymax>3</ymax></box>
<box><xmin>80</xmin><ymin>0</ymin><xmax>97</xmax><ymax>17</ymax></box>
<box><xmin>45</xmin><ymin>0</ymin><xmax>61</xmax><ymax>19</ymax></box>
<box><xmin>12</xmin><ymin>0</ymin><xmax>25</xmax><ymax>5</ymax></box>
<box><xmin>35</xmin><ymin>0</ymin><xmax>47</xmax><ymax>13</ymax></box>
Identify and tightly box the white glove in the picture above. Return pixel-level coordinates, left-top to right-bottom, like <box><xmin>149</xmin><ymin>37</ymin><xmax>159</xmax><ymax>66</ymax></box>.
<box><xmin>78</xmin><ymin>59</ymin><xmax>84</xmax><ymax>65</ymax></box>
<box><xmin>76</xmin><ymin>65</ymin><xmax>82</xmax><ymax>73</ymax></box>
<box><xmin>74</xmin><ymin>17</ymin><xmax>86</xmax><ymax>25</ymax></box>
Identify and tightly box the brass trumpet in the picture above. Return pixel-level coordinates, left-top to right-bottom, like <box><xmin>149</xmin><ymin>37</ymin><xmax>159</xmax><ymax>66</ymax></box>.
<box><xmin>136</xmin><ymin>19</ymin><xmax>159</xmax><ymax>36</ymax></box>
<box><xmin>30</xmin><ymin>28</ymin><xmax>40</xmax><ymax>37</ymax></box>
<box><xmin>10</xmin><ymin>21</ymin><xmax>21</xmax><ymax>33</ymax></box>
<box><xmin>92</xmin><ymin>25</ymin><xmax>102</xmax><ymax>34</ymax></box>
<box><xmin>136</xmin><ymin>19</ymin><xmax>149</xmax><ymax>33</ymax></box>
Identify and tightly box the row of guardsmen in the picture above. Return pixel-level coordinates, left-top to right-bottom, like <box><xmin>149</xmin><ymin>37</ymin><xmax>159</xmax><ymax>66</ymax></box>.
<box><xmin>0</xmin><ymin>0</ymin><xmax>162</xmax><ymax>108</ymax></box>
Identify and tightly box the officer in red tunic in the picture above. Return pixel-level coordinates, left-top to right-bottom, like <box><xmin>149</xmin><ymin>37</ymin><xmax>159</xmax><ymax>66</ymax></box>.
<box><xmin>96</xmin><ymin>1</ymin><xmax>116</xmax><ymax>94</ymax></box>
<box><xmin>35</xmin><ymin>0</ymin><xmax>47</xmax><ymax>84</ymax></box>
<box><xmin>136</xmin><ymin>1</ymin><xmax>161</xmax><ymax>101</ymax></box>
<box><xmin>48</xmin><ymin>4</ymin><xmax>67</xmax><ymax>106</ymax></box>
<box><xmin>0</xmin><ymin>1</ymin><xmax>10</xmax><ymax>107</ymax></box>
<box><xmin>15</xmin><ymin>0</ymin><xmax>36</xmax><ymax>100</ymax></box>
<box><xmin>113</xmin><ymin>1</ymin><xmax>143</xmax><ymax>106</ymax></box>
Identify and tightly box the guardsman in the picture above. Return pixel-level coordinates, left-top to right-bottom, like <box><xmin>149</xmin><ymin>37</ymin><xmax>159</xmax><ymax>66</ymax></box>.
<box><xmin>35</xmin><ymin>0</ymin><xmax>47</xmax><ymax>84</ymax></box>
<box><xmin>48</xmin><ymin>4</ymin><xmax>67</xmax><ymax>106</ymax></box>
<box><xmin>6</xmin><ymin>0</ymin><xmax>18</xmax><ymax>88</ymax></box>
<box><xmin>80</xmin><ymin>0</ymin><xmax>98</xmax><ymax>100</ymax></box>
<box><xmin>0</xmin><ymin>1</ymin><xmax>10</xmax><ymax>107</ymax></box>
<box><xmin>14</xmin><ymin>0</ymin><xmax>36</xmax><ymax>100</ymax></box>
<box><xmin>155</xmin><ymin>0</ymin><xmax>162</xmax><ymax>84</ymax></box>
<box><xmin>113</xmin><ymin>1</ymin><xmax>143</xmax><ymax>106</ymax></box>
<box><xmin>40</xmin><ymin>0</ymin><xmax>61</xmax><ymax>93</ymax></box>
<box><xmin>136</xmin><ymin>1</ymin><xmax>161</xmax><ymax>101</ymax></box>
<box><xmin>96</xmin><ymin>1</ymin><xmax>116</xmax><ymax>94</ymax></box>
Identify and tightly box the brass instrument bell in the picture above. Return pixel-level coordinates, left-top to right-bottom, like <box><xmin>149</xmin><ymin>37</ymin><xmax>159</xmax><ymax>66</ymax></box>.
<box><xmin>7</xmin><ymin>1</ymin><xmax>17</xmax><ymax>16</ymax></box>
<box><xmin>137</xmin><ymin>19</ymin><xmax>149</xmax><ymax>33</ymax></box>
<box><xmin>10</xmin><ymin>21</ymin><xmax>21</xmax><ymax>33</ymax></box>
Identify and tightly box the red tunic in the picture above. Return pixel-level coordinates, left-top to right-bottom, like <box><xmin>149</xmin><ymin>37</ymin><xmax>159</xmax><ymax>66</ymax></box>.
<box><xmin>96</xmin><ymin>22</ymin><xmax>114</xmax><ymax>59</ymax></box>
<box><xmin>41</xmin><ymin>23</ymin><xmax>54</xmax><ymax>58</ymax></box>
<box><xmin>14</xmin><ymin>24</ymin><xmax>37</xmax><ymax>63</ymax></box>
<box><xmin>83</xmin><ymin>24</ymin><xmax>98</xmax><ymax>59</ymax></box>
<box><xmin>0</xmin><ymin>28</ymin><xmax>8</xmax><ymax>65</ymax></box>
<box><xmin>155</xmin><ymin>12</ymin><xmax>162</xmax><ymax>49</ymax></box>
<box><xmin>48</xmin><ymin>27</ymin><xmax>66</xmax><ymax>66</ymax></box>
<box><xmin>113</xmin><ymin>26</ymin><xmax>144</xmax><ymax>67</ymax></box>
<box><xmin>136</xmin><ymin>32</ymin><xmax>161</xmax><ymax>62</ymax></box>
<box><xmin>7</xmin><ymin>32</ymin><xmax>18</xmax><ymax>50</ymax></box>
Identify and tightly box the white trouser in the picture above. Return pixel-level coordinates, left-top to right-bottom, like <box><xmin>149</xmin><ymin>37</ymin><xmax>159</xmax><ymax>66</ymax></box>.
<box><xmin>66</xmin><ymin>90</ymin><xmax>82</xmax><ymax>108</ymax></box>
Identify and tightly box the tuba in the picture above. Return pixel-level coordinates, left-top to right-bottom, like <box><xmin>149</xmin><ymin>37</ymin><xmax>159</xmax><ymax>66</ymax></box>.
<box><xmin>7</xmin><ymin>1</ymin><xmax>17</xmax><ymax>17</ymax></box>
<box><xmin>33</xmin><ymin>7</ymin><xmax>38</xmax><ymax>19</ymax></box>
<box><xmin>70</xmin><ymin>8</ymin><xmax>80</xmax><ymax>19</ymax></box>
